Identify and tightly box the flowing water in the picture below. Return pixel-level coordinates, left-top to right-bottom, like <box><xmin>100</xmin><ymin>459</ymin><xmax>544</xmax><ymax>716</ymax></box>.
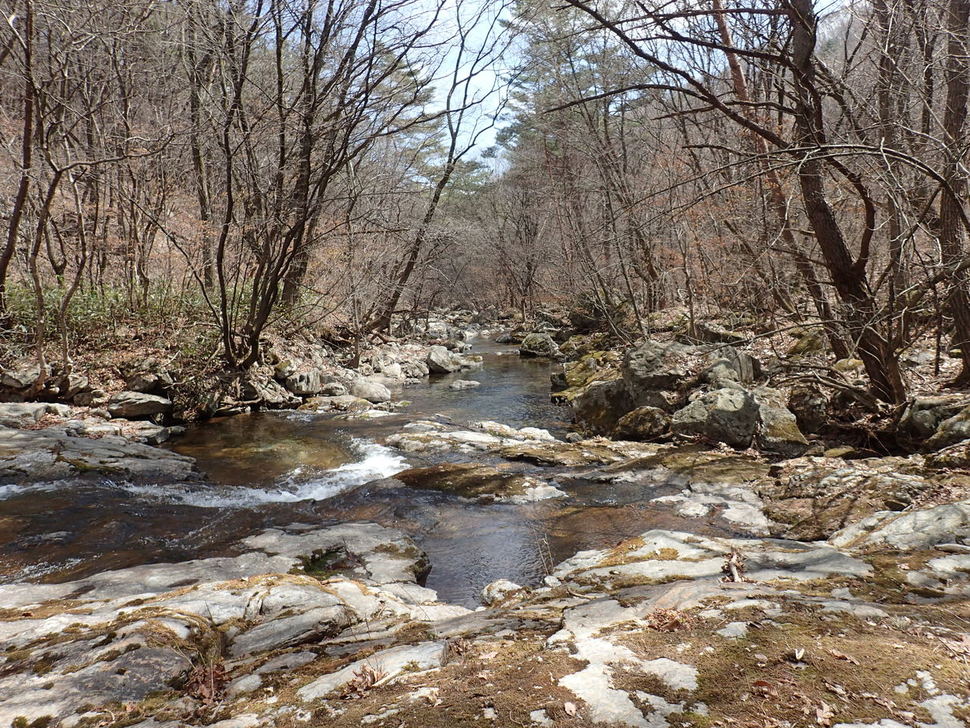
<box><xmin>0</xmin><ymin>340</ymin><xmax>721</xmax><ymax>607</ymax></box>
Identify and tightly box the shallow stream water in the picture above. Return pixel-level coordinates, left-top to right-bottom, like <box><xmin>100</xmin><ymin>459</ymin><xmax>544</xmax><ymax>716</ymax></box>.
<box><xmin>0</xmin><ymin>340</ymin><xmax>725</xmax><ymax>607</ymax></box>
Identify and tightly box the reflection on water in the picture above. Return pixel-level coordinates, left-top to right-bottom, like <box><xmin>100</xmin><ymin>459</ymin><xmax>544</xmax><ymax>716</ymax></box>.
<box><xmin>0</xmin><ymin>339</ymin><xmax>729</xmax><ymax>608</ymax></box>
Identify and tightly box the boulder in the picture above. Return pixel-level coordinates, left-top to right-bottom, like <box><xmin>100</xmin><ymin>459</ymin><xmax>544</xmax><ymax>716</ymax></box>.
<box><xmin>0</xmin><ymin>402</ymin><xmax>69</xmax><ymax>428</ymax></box>
<box><xmin>519</xmin><ymin>332</ymin><xmax>561</xmax><ymax>359</ymax></box>
<box><xmin>787</xmin><ymin>385</ymin><xmax>828</xmax><ymax>434</ymax></box>
<box><xmin>238</xmin><ymin>375</ymin><xmax>298</xmax><ymax>408</ymax></box>
<box><xmin>284</xmin><ymin>370</ymin><xmax>323</xmax><ymax>396</ymax></box>
<box><xmin>125</xmin><ymin>371</ymin><xmax>173</xmax><ymax>395</ymax></box>
<box><xmin>753</xmin><ymin>387</ymin><xmax>810</xmax><ymax>457</ymax></box>
<box><xmin>60</xmin><ymin>373</ymin><xmax>90</xmax><ymax>399</ymax></box>
<box><xmin>107</xmin><ymin>391</ymin><xmax>173</xmax><ymax>419</ymax></box>
<box><xmin>613</xmin><ymin>406</ymin><xmax>670</xmax><ymax>442</ymax></box>
<box><xmin>73</xmin><ymin>388</ymin><xmax>109</xmax><ymax>408</ymax></box>
<box><xmin>621</xmin><ymin>340</ymin><xmax>694</xmax><ymax>397</ymax></box>
<box><xmin>572</xmin><ymin>379</ymin><xmax>635</xmax><ymax>434</ymax></box>
<box><xmin>671</xmin><ymin>388</ymin><xmax>760</xmax><ymax>448</ymax></box>
<box><xmin>426</xmin><ymin>345</ymin><xmax>462</xmax><ymax>374</ymax></box>
<box><xmin>0</xmin><ymin>362</ymin><xmax>44</xmax><ymax>391</ymax></box>
<box><xmin>679</xmin><ymin>321</ymin><xmax>746</xmax><ymax>345</ymax></box>
<box><xmin>899</xmin><ymin>395</ymin><xmax>970</xmax><ymax>444</ymax></box>
<box><xmin>350</xmin><ymin>379</ymin><xmax>392</xmax><ymax>403</ymax></box>
<box><xmin>925</xmin><ymin>405</ymin><xmax>970</xmax><ymax>450</ymax></box>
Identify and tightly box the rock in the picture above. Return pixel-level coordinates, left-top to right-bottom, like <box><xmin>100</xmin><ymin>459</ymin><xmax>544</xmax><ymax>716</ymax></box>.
<box><xmin>613</xmin><ymin>406</ymin><xmax>669</xmax><ymax>441</ymax></box>
<box><xmin>671</xmin><ymin>388</ymin><xmax>760</xmax><ymax>448</ymax></box>
<box><xmin>622</xmin><ymin>340</ymin><xmax>693</xmax><ymax>394</ymax></box>
<box><xmin>107</xmin><ymin>391</ymin><xmax>173</xmax><ymax>419</ymax></box>
<box><xmin>60</xmin><ymin>373</ymin><xmax>90</xmax><ymax>399</ymax></box>
<box><xmin>238</xmin><ymin>374</ymin><xmax>298</xmax><ymax>408</ymax></box>
<box><xmin>0</xmin><ymin>427</ymin><xmax>196</xmax><ymax>482</ymax></box>
<box><xmin>519</xmin><ymin>333</ymin><xmax>561</xmax><ymax>359</ymax></box>
<box><xmin>787</xmin><ymin>329</ymin><xmax>826</xmax><ymax>356</ymax></box>
<box><xmin>899</xmin><ymin>395</ymin><xmax>970</xmax><ymax>443</ymax></box>
<box><xmin>0</xmin><ymin>362</ymin><xmax>44</xmax><ymax>391</ymax></box>
<box><xmin>427</xmin><ymin>345</ymin><xmax>462</xmax><ymax>374</ymax></box>
<box><xmin>753</xmin><ymin>387</ymin><xmax>810</xmax><ymax>457</ymax></box>
<box><xmin>926</xmin><ymin>405</ymin><xmax>970</xmax><ymax>450</ymax></box>
<box><xmin>351</xmin><ymin>379</ymin><xmax>392</xmax><ymax>403</ymax></box>
<box><xmin>394</xmin><ymin>463</ymin><xmax>566</xmax><ymax>503</ymax></box>
<box><xmin>73</xmin><ymin>388</ymin><xmax>109</xmax><ymax>407</ymax></box>
<box><xmin>449</xmin><ymin>379</ymin><xmax>481</xmax><ymax>390</ymax></box>
<box><xmin>925</xmin><ymin>440</ymin><xmax>970</xmax><ymax>469</ymax></box>
<box><xmin>680</xmin><ymin>321</ymin><xmax>747</xmax><ymax>345</ymax></box>
<box><xmin>0</xmin><ymin>402</ymin><xmax>68</xmax><ymax>428</ymax></box>
<box><xmin>297</xmin><ymin>642</ymin><xmax>447</xmax><ymax>701</ymax></box>
<box><xmin>481</xmin><ymin>579</ymin><xmax>523</xmax><ymax>605</ymax></box>
<box><xmin>572</xmin><ymin>379</ymin><xmax>636</xmax><ymax>434</ymax></box>
<box><xmin>125</xmin><ymin>371</ymin><xmax>173</xmax><ymax>395</ymax></box>
<box><xmin>285</xmin><ymin>370</ymin><xmax>323</xmax><ymax>396</ymax></box>
<box><xmin>830</xmin><ymin>500</ymin><xmax>970</xmax><ymax>551</ymax></box>
<box><xmin>788</xmin><ymin>385</ymin><xmax>828</xmax><ymax>434</ymax></box>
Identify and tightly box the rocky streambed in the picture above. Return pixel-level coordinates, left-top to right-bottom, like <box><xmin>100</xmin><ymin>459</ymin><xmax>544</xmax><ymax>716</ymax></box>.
<box><xmin>1</xmin><ymin>334</ymin><xmax>969</xmax><ymax>727</ymax></box>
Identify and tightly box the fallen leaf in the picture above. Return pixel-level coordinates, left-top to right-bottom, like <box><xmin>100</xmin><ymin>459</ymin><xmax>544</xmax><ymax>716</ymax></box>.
<box><xmin>816</xmin><ymin>700</ymin><xmax>835</xmax><ymax>727</ymax></box>
<box><xmin>826</xmin><ymin>649</ymin><xmax>859</xmax><ymax>665</ymax></box>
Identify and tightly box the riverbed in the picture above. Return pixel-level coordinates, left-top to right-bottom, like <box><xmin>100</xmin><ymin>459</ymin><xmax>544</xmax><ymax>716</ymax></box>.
<box><xmin>0</xmin><ymin>340</ymin><xmax>725</xmax><ymax>606</ymax></box>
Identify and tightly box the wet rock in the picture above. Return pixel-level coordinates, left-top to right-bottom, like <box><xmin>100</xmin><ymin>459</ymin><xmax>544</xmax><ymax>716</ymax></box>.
<box><xmin>519</xmin><ymin>333</ymin><xmax>561</xmax><ymax>359</ymax></box>
<box><xmin>107</xmin><ymin>391</ymin><xmax>173</xmax><ymax>419</ymax></box>
<box><xmin>394</xmin><ymin>463</ymin><xmax>566</xmax><ymax>504</ymax></box>
<box><xmin>449</xmin><ymin>379</ymin><xmax>481</xmax><ymax>390</ymax></box>
<box><xmin>0</xmin><ymin>426</ymin><xmax>196</xmax><ymax>482</ymax></box>
<box><xmin>427</xmin><ymin>345</ymin><xmax>462</xmax><ymax>374</ymax></box>
<box><xmin>351</xmin><ymin>379</ymin><xmax>392</xmax><ymax>403</ymax></box>
<box><xmin>613</xmin><ymin>406</ymin><xmax>669</xmax><ymax>442</ymax></box>
<box><xmin>671</xmin><ymin>388</ymin><xmax>760</xmax><ymax>448</ymax></box>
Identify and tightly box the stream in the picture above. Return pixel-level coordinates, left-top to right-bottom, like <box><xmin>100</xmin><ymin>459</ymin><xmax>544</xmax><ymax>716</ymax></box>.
<box><xmin>0</xmin><ymin>340</ymin><xmax>722</xmax><ymax>607</ymax></box>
